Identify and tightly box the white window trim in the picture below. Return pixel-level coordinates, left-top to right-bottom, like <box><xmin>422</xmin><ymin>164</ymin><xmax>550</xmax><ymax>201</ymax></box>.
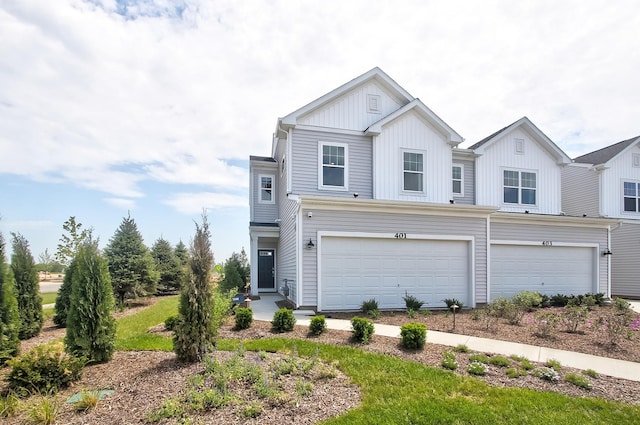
<box><xmin>401</xmin><ymin>149</ymin><xmax>426</xmax><ymax>194</ymax></box>
<box><xmin>502</xmin><ymin>168</ymin><xmax>538</xmax><ymax>207</ymax></box>
<box><xmin>622</xmin><ymin>179</ymin><xmax>640</xmax><ymax>213</ymax></box>
<box><xmin>452</xmin><ymin>163</ymin><xmax>464</xmax><ymax>197</ymax></box>
<box><xmin>318</xmin><ymin>141</ymin><xmax>349</xmax><ymax>191</ymax></box>
<box><xmin>258</xmin><ymin>174</ymin><xmax>275</xmax><ymax>204</ymax></box>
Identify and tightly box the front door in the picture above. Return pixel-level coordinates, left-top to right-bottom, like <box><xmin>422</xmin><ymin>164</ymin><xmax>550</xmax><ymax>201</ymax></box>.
<box><xmin>257</xmin><ymin>249</ymin><xmax>275</xmax><ymax>291</ymax></box>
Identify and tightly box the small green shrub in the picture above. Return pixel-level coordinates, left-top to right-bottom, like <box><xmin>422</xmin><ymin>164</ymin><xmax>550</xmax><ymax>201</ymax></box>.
<box><xmin>467</xmin><ymin>361</ymin><xmax>487</xmax><ymax>376</ymax></box>
<box><xmin>513</xmin><ymin>291</ymin><xmax>543</xmax><ymax>311</ymax></box>
<box><xmin>550</xmin><ymin>294</ymin><xmax>570</xmax><ymax>307</ymax></box>
<box><xmin>443</xmin><ymin>298</ymin><xmax>464</xmax><ymax>311</ymax></box>
<box><xmin>520</xmin><ymin>359</ymin><xmax>535</xmax><ymax>371</ymax></box>
<box><xmin>7</xmin><ymin>343</ymin><xmax>85</xmax><ymax>396</ymax></box>
<box><xmin>565</xmin><ymin>372</ymin><xmax>592</xmax><ymax>390</ymax></box>
<box><xmin>164</xmin><ymin>315</ymin><xmax>179</xmax><ymax>331</ymax></box>
<box><xmin>544</xmin><ymin>359</ymin><xmax>562</xmax><ymax>372</ymax></box>
<box><xmin>351</xmin><ymin>317</ymin><xmax>375</xmax><ymax>343</ymax></box>
<box><xmin>420</xmin><ymin>309</ymin><xmax>432</xmax><ymax>317</ymax></box>
<box><xmin>403</xmin><ymin>293</ymin><xmax>424</xmax><ymax>311</ymax></box>
<box><xmin>506</xmin><ymin>367</ymin><xmax>526</xmax><ymax>379</ymax></box>
<box><xmin>367</xmin><ymin>309</ymin><xmax>380</xmax><ymax>319</ymax></box>
<box><xmin>488</xmin><ymin>355</ymin><xmax>511</xmax><ymax>367</ymax></box>
<box><xmin>407</xmin><ymin>308</ymin><xmax>417</xmax><ymax>319</ymax></box>
<box><xmin>0</xmin><ymin>393</ymin><xmax>19</xmax><ymax>418</ymax></box>
<box><xmin>469</xmin><ymin>354</ymin><xmax>489</xmax><ymax>364</ymax></box>
<box><xmin>309</xmin><ymin>315</ymin><xmax>327</xmax><ymax>336</ymax></box>
<box><xmin>562</xmin><ymin>305</ymin><xmax>588</xmax><ymax>333</ymax></box>
<box><xmin>613</xmin><ymin>297</ymin><xmax>632</xmax><ymax>313</ymax></box>
<box><xmin>28</xmin><ymin>396</ymin><xmax>59</xmax><ymax>425</ymax></box>
<box><xmin>241</xmin><ymin>401</ymin><xmax>262</xmax><ymax>418</ymax></box>
<box><xmin>271</xmin><ymin>308</ymin><xmax>296</xmax><ymax>333</ymax></box>
<box><xmin>441</xmin><ymin>352</ymin><xmax>458</xmax><ymax>370</ymax></box>
<box><xmin>535</xmin><ymin>367</ymin><xmax>560</xmax><ymax>382</ymax></box>
<box><xmin>533</xmin><ymin>309</ymin><xmax>561</xmax><ymax>337</ymax></box>
<box><xmin>361</xmin><ymin>299</ymin><xmax>379</xmax><ymax>315</ymax></box>
<box><xmin>400</xmin><ymin>323</ymin><xmax>427</xmax><ymax>349</ymax></box>
<box><xmin>73</xmin><ymin>390</ymin><xmax>100</xmax><ymax>412</ymax></box>
<box><xmin>452</xmin><ymin>344</ymin><xmax>470</xmax><ymax>353</ymax></box>
<box><xmin>234</xmin><ymin>307</ymin><xmax>253</xmax><ymax>330</ymax></box>
<box><xmin>470</xmin><ymin>309</ymin><xmax>481</xmax><ymax>321</ymax></box>
<box><xmin>583</xmin><ymin>368</ymin><xmax>598</xmax><ymax>378</ymax></box>
<box><xmin>147</xmin><ymin>398</ymin><xmax>184</xmax><ymax>422</ymax></box>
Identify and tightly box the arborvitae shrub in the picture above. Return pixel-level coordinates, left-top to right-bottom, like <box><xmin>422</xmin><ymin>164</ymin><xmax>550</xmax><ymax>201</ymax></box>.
<box><xmin>0</xmin><ymin>262</ymin><xmax>20</xmax><ymax>362</ymax></box>
<box><xmin>7</xmin><ymin>343</ymin><xmax>85</xmax><ymax>396</ymax></box>
<box><xmin>351</xmin><ymin>316</ymin><xmax>374</xmax><ymax>343</ymax></box>
<box><xmin>53</xmin><ymin>259</ymin><xmax>76</xmax><ymax>328</ymax></box>
<box><xmin>309</xmin><ymin>315</ymin><xmax>327</xmax><ymax>336</ymax></box>
<box><xmin>272</xmin><ymin>308</ymin><xmax>296</xmax><ymax>333</ymax></box>
<box><xmin>234</xmin><ymin>307</ymin><xmax>253</xmax><ymax>330</ymax></box>
<box><xmin>400</xmin><ymin>322</ymin><xmax>427</xmax><ymax>349</ymax></box>
<box><xmin>10</xmin><ymin>233</ymin><xmax>43</xmax><ymax>339</ymax></box>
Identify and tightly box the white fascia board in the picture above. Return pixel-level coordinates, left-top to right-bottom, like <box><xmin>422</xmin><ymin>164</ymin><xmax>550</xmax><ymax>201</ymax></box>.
<box><xmin>365</xmin><ymin>99</ymin><xmax>463</xmax><ymax>145</ymax></box>
<box><xmin>491</xmin><ymin>212</ymin><xmax>620</xmax><ymax>228</ymax></box>
<box><xmin>299</xmin><ymin>195</ymin><xmax>497</xmax><ymax>218</ymax></box>
<box><xmin>281</xmin><ymin>67</ymin><xmax>414</xmax><ymax>127</ymax></box>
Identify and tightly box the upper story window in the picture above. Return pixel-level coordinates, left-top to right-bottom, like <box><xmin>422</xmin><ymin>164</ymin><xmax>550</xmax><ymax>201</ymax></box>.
<box><xmin>503</xmin><ymin>169</ymin><xmax>536</xmax><ymax>205</ymax></box>
<box><xmin>623</xmin><ymin>181</ymin><xmax>640</xmax><ymax>212</ymax></box>
<box><xmin>403</xmin><ymin>151</ymin><xmax>424</xmax><ymax>192</ymax></box>
<box><xmin>319</xmin><ymin>142</ymin><xmax>348</xmax><ymax>190</ymax></box>
<box><xmin>259</xmin><ymin>174</ymin><xmax>274</xmax><ymax>204</ymax></box>
<box><xmin>452</xmin><ymin>164</ymin><xmax>463</xmax><ymax>196</ymax></box>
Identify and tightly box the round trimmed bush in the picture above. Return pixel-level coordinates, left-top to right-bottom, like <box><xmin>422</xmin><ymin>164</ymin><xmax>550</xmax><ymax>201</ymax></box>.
<box><xmin>400</xmin><ymin>323</ymin><xmax>427</xmax><ymax>349</ymax></box>
<box><xmin>234</xmin><ymin>307</ymin><xmax>253</xmax><ymax>330</ymax></box>
<box><xmin>309</xmin><ymin>315</ymin><xmax>327</xmax><ymax>336</ymax></box>
<box><xmin>351</xmin><ymin>316</ymin><xmax>375</xmax><ymax>343</ymax></box>
<box><xmin>272</xmin><ymin>308</ymin><xmax>296</xmax><ymax>333</ymax></box>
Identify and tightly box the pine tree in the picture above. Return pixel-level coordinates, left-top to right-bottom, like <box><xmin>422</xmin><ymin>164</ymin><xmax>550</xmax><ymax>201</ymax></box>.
<box><xmin>174</xmin><ymin>215</ymin><xmax>216</xmax><ymax>362</ymax></box>
<box><xmin>53</xmin><ymin>258</ymin><xmax>76</xmax><ymax>327</ymax></box>
<box><xmin>174</xmin><ymin>240</ymin><xmax>189</xmax><ymax>267</ymax></box>
<box><xmin>65</xmin><ymin>242</ymin><xmax>116</xmax><ymax>363</ymax></box>
<box><xmin>219</xmin><ymin>250</ymin><xmax>250</xmax><ymax>293</ymax></box>
<box><xmin>0</xmin><ymin>232</ymin><xmax>20</xmax><ymax>361</ymax></box>
<box><xmin>104</xmin><ymin>214</ymin><xmax>159</xmax><ymax>306</ymax></box>
<box><xmin>10</xmin><ymin>233</ymin><xmax>43</xmax><ymax>339</ymax></box>
<box><xmin>151</xmin><ymin>237</ymin><xmax>183</xmax><ymax>295</ymax></box>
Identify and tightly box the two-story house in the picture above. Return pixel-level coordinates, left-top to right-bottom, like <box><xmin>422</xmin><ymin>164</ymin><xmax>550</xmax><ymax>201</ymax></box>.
<box><xmin>250</xmin><ymin>68</ymin><xmax>618</xmax><ymax>311</ymax></box>
<box><xmin>562</xmin><ymin>136</ymin><xmax>640</xmax><ymax>298</ymax></box>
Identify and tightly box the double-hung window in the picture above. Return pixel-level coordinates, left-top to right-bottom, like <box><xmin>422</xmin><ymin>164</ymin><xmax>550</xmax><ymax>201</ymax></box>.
<box><xmin>319</xmin><ymin>142</ymin><xmax>347</xmax><ymax>189</ymax></box>
<box><xmin>503</xmin><ymin>170</ymin><xmax>536</xmax><ymax>205</ymax></box>
<box><xmin>623</xmin><ymin>181</ymin><xmax>640</xmax><ymax>212</ymax></box>
<box><xmin>259</xmin><ymin>175</ymin><xmax>274</xmax><ymax>203</ymax></box>
<box><xmin>452</xmin><ymin>164</ymin><xmax>463</xmax><ymax>196</ymax></box>
<box><xmin>403</xmin><ymin>151</ymin><xmax>424</xmax><ymax>192</ymax></box>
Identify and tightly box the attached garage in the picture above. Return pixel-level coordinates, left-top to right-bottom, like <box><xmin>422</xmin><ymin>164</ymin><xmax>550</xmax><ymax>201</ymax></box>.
<box><xmin>490</xmin><ymin>243</ymin><xmax>597</xmax><ymax>301</ymax></box>
<box><xmin>318</xmin><ymin>235</ymin><xmax>472</xmax><ymax>311</ymax></box>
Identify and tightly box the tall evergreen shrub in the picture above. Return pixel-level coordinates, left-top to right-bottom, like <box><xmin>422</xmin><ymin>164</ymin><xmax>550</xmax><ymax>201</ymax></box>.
<box><xmin>65</xmin><ymin>243</ymin><xmax>116</xmax><ymax>363</ymax></box>
<box><xmin>0</xmin><ymin>232</ymin><xmax>20</xmax><ymax>361</ymax></box>
<box><xmin>53</xmin><ymin>258</ymin><xmax>76</xmax><ymax>327</ymax></box>
<box><xmin>10</xmin><ymin>233</ymin><xmax>42</xmax><ymax>339</ymax></box>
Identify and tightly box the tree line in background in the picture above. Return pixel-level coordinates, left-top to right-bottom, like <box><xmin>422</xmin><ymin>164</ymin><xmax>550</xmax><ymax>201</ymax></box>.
<box><xmin>0</xmin><ymin>213</ymin><xmax>251</xmax><ymax>365</ymax></box>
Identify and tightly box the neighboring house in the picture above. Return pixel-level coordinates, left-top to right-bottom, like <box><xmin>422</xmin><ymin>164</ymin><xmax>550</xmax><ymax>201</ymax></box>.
<box><xmin>249</xmin><ymin>67</ymin><xmax>618</xmax><ymax>311</ymax></box>
<box><xmin>563</xmin><ymin>136</ymin><xmax>640</xmax><ymax>298</ymax></box>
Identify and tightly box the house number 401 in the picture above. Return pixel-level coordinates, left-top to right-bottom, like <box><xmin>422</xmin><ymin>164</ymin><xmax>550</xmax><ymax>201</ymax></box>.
<box><xmin>542</xmin><ymin>241</ymin><xmax>553</xmax><ymax>246</ymax></box>
<box><xmin>395</xmin><ymin>233</ymin><xmax>407</xmax><ymax>239</ymax></box>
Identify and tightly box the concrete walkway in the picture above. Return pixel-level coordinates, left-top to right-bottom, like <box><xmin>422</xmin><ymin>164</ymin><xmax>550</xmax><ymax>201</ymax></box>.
<box><xmin>252</xmin><ymin>294</ymin><xmax>640</xmax><ymax>382</ymax></box>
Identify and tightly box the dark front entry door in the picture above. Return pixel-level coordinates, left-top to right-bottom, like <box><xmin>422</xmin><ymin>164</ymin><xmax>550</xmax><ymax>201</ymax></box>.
<box><xmin>257</xmin><ymin>249</ymin><xmax>275</xmax><ymax>291</ymax></box>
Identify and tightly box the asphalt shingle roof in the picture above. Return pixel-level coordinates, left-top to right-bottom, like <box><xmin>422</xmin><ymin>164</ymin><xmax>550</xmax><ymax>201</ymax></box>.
<box><xmin>573</xmin><ymin>136</ymin><xmax>640</xmax><ymax>164</ymax></box>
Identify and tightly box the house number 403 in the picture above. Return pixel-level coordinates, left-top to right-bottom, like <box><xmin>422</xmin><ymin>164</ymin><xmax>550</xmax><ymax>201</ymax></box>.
<box><xmin>542</xmin><ymin>241</ymin><xmax>553</xmax><ymax>246</ymax></box>
<box><xmin>395</xmin><ymin>233</ymin><xmax>407</xmax><ymax>239</ymax></box>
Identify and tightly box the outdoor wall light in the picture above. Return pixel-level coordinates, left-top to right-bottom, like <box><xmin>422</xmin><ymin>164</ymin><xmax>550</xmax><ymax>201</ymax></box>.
<box><xmin>602</xmin><ymin>249</ymin><xmax>612</xmax><ymax>256</ymax></box>
<box><xmin>306</xmin><ymin>238</ymin><xmax>315</xmax><ymax>249</ymax></box>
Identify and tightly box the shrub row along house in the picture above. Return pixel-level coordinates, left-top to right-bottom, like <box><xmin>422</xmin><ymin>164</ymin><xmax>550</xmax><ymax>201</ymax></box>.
<box><xmin>248</xmin><ymin>67</ymin><xmax>636</xmax><ymax>312</ymax></box>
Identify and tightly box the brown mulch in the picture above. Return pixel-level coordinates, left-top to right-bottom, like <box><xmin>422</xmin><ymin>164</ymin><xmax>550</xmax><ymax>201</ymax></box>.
<box><xmin>2</xmin><ymin>300</ymin><xmax>640</xmax><ymax>424</ymax></box>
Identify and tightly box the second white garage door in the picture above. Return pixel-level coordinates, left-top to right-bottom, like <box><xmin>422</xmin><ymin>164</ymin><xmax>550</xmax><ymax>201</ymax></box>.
<box><xmin>490</xmin><ymin>244</ymin><xmax>595</xmax><ymax>301</ymax></box>
<box><xmin>319</xmin><ymin>236</ymin><xmax>471</xmax><ymax>311</ymax></box>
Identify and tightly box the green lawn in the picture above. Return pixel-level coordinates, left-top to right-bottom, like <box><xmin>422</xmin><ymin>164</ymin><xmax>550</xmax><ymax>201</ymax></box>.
<box><xmin>113</xmin><ymin>297</ymin><xmax>640</xmax><ymax>425</ymax></box>
<box><xmin>40</xmin><ymin>292</ymin><xmax>57</xmax><ymax>305</ymax></box>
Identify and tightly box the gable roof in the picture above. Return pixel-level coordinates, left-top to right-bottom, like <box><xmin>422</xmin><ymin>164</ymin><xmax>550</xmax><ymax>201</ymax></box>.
<box><xmin>279</xmin><ymin>67</ymin><xmax>414</xmax><ymax>127</ymax></box>
<box><xmin>364</xmin><ymin>98</ymin><xmax>463</xmax><ymax>145</ymax></box>
<box><xmin>470</xmin><ymin>117</ymin><xmax>572</xmax><ymax>165</ymax></box>
<box><xmin>573</xmin><ymin>136</ymin><xmax>640</xmax><ymax>165</ymax></box>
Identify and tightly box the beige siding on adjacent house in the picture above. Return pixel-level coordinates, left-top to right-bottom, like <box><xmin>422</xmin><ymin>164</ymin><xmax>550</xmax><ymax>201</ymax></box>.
<box><xmin>490</xmin><ymin>222</ymin><xmax>609</xmax><ymax>295</ymax></box>
<box><xmin>611</xmin><ymin>222</ymin><xmax>640</xmax><ymax>298</ymax></box>
<box><xmin>561</xmin><ymin>164</ymin><xmax>600</xmax><ymax>217</ymax></box>
<box><xmin>297</xmin><ymin>80</ymin><xmax>408</xmax><ymax>131</ymax></box>
<box><xmin>300</xmin><ymin>209</ymin><xmax>487</xmax><ymax>308</ymax></box>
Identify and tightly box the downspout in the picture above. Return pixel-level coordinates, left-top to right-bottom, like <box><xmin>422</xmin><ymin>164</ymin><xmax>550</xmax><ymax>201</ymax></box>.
<box><xmin>486</xmin><ymin>215</ymin><xmax>491</xmax><ymax>304</ymax></box>
<box><xmin>607</xmin><ymin>222</ymin><xmax>622</xmax><ymax>299</ymax></box>
<box><xmin>288</xmin><ymin>194</ymin><xmax>302</xmax><ymax>307</ymax></box>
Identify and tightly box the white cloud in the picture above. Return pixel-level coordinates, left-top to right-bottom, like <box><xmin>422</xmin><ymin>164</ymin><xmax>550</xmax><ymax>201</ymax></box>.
<box><xmin>104</xmin><ymin>197</ymin><xmax>137</xmax><ymax>209</ymax></box>
<box><xmin>163</xmin><ymin>191</ymin><xmax>248</xmax><ymax>215</ymax></box>
<box><xmin>0</xmin><ymin>219</ymin><xmax>54</xmax><ymax>230</ymax></box>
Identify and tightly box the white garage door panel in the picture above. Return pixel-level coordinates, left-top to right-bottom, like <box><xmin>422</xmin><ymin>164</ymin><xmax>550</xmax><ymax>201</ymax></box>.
<box><xmin>320</xmin><ymin>237</ymin><xmax>470</xmax><ymax>311</ymax></box>
<box><xmin>491</xmin><ymin>245</ymin><xmax>594</xmax><ymax>301</ymax></box>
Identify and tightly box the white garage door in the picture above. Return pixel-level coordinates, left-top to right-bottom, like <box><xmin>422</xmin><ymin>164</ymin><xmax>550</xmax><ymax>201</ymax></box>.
<box><xmin>490</xmin><ymin>244</ymin><xmax>595</xmax><ymax>301</ymax></box>
<box><xmin>320</xmin><ymin>237</ymin><xmax>470</xmax><ymax>311</ymax></box>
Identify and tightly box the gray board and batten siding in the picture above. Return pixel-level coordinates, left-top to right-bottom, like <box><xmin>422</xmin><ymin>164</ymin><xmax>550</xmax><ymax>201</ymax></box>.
<box><xmin>611</xmin><ymin>222</ymin><xmax>640</xmax><ymax>298</ymax></box>
<box><xmin>561</xmin><ymin>165</ymin><xmax>600</xmax><ymax>217</ymax></box>
<box><xmin>452</xmin><ymin>158</ymin><xmax>475</xmax><ymax>205</ymax></box>
<box><xmin>299</xmin><ymin>208</ymin><xmax>488</xmax><ymax>309</ymax></box>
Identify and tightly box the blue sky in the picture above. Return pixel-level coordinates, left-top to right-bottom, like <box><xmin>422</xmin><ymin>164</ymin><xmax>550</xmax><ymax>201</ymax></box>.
<box><xmin>1</xmin><ymin>0</ymin><xmax>639</xmax><ymax>264</ymax></box>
